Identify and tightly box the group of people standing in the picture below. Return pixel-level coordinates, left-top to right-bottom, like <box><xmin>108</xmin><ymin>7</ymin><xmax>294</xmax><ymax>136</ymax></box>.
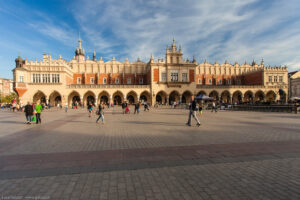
<box><xmin>23</xmin><ymin>101</ymin><xmax>43</xmax><ymax>124</ymax></box>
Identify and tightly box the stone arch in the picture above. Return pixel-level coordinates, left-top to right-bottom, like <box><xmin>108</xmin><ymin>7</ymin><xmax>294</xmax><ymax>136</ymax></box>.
<box><xmin>68</xmin><ymin>91</ymin><xmax>81</xmax><ymax>107</ymax></box>
<box><xmin>140</xmin><ymin>91</ymin><xmax>151</xmax><ymax>103</ymax></box>
<box><xmin>232</xmin><ymin>90</ymin><xmax>243</xmax><ymax>104</ymax></box>
<box><xmin>254</xmin><ymin>90</ymin><xmax>265</xmax><ymax>102</ymax></box>
<box><xmin>156</xmin><ymin>90</ymin><xmax>167</xmax><ymax>104</ymax></box>
<box><xmin>266</xmin><ymin>90</ymin><xmax>276</xmax><ymax>103</ymax></box>
<box><xmin>98</xmin><ymin>91</ymin><xmax>110</xmax><ymax>105</ymax></box>
<box><xmin>33</xmin><ymin>90</ymin><xmax>47</xmax><ymax>104</ymax></box>
<box><xmin>49</xmin><ymin>91</ymin><xmax>62</xmax><ymax>106</ymax></box>
<box><xmin>244</xmin><ymin>90</ymin><xmax>254</xmax><ymax>103</ymax></box>
<box><xmin>197</xmin><ymin>90</ymin><xmax>207</xmax><ymax>96</ymax></box>
<box><xmin>169</xmin><ymin>90</ymin><xmax>180</xmax><ymax>104</ymax></box>
<box><xmin>126</xmin><ymin>90</ymin><xmax>138</xmax><ymax>104</ymax></box>
<box><xmin>220</xmin><ymin>90</ymin><xmax>231</xmax><ymax>103</ymax></box>
<box><xmin>113</xmin><ymin>90</ymin><xmax>124</xmax><ymax>105</ymax></box>
<box><xmin>209</xmin><ymin>90</ymin><xmax>219</xmax><ymax>101</ymax></box>
<box><xmin>182</xmin><ymin>90</ymin><xmax>193</xmax><ymax>103</ymax></box>
<box><xmin>83</xmin><ymin>90</ymin><xmax>96</xmax><ymax>106</ymax></box>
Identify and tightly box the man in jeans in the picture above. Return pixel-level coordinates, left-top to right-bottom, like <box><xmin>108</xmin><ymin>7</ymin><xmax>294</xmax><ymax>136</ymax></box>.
<box><xmin>35</xmin><ymin>101</ymin><xmax>43</xmax><ymax>124</ymax></box>
<box><xmin>24</xmin><ymin>102</ymin><xmax>33</xmax><ymax>124</ymax></box>
<box><xmin>186</xmin><ymin>96</ymin><xmax>201</xmax><ymax>127</ymax></box>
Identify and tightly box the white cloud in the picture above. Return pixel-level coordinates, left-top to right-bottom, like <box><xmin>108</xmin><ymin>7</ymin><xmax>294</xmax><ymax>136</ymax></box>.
<box><xmin>70</xmin><ymin>0</ymin><xmax>300</xmax><ymax>71</ymax></box>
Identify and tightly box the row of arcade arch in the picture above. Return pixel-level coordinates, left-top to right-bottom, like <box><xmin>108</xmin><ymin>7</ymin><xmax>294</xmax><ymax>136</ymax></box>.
<box><xmin>32</xmin><ymin>90</ymin><xmax>152</xmax><ymax>106</ymax></box>
<box><xmin>155</xmin><ymin>89</ymin><xmax>286</xmax><ymax>104</ymax></box>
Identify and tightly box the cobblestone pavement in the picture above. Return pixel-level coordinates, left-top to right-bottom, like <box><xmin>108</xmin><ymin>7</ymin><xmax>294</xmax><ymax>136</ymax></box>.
<box><xmin>0</xmin><ymin>107</ymin><xmax>299</xmax><ymax>200</ymax></box>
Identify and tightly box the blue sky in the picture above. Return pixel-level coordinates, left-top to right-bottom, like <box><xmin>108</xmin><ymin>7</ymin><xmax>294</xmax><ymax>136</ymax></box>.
<box><xmin>1</xmin><ymin>0</ymin><xmax>300</xmax><ymax>79</ymax></box>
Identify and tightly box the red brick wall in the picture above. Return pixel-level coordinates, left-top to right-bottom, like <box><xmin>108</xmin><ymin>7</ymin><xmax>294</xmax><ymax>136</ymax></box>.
<box><xmin>189</xmin><ymin>69</ymin><xmax>195</xmax><ymax>82</ymax></box>
<box><xmin>86</xmin><ymin>74</ymin><xmax>96</xmax><ymax>84</ymax></box>
<box><xmin>124</xmin><ymin>74</ymin><xmax>135</xmax><ymax>84</ymax></box>
<box><xmin>153</xmin><ymin>69</ymin><xmax>159</xmax><ymax>82</ymax></box>
<box><xmin>98</xmin><ymin>74</ymin><xmax>109</xmax><ymax>84</ymax></box>
<box><xmin>243</xmin><ymin>71</ymin><xmax>263</xmax><ymax>85</ymax></box>
<box><xmin>73</xmin><ymin>73</ymin><xmax>84</xmax><ymax>84</ymax></box>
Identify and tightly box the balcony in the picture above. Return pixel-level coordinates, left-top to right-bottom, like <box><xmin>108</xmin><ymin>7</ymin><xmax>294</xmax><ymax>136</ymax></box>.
<box><xmin>67</xmin><ymin>84</ymin><xmax>150</xmax><ymax>89</ymax></box>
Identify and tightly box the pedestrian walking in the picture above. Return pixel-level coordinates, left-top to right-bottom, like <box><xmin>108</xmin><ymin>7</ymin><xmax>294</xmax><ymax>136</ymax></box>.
<box><xmin>186</xmin><ymin>96</ymin><xmax>201</xmax><ymax>127</ymax></box>
<box><xmin>24</xmin><ymin>102</ymin><xmax>33</xmax><ymax>124</ymax></box>
<box><xmin>144</xmin><ymin>102</ymin><xmax>150</xmax><ymax>111</ymax></box>
<box><xmin>96</xmin><ymin>102</ymin><xmax>105</xmax><ymax>124</ymax></box>
<box><xmin>122</xmin><ymin>101</ymin><xmax>127</xmax><ymax>114</ymax></box>
<box><xmin>211</xmin><ymin>101</ymin><xmax>217</xmax><ymax>112</ymax></box>
<box><xmin>65</xmin><ymin>102</ymin><xmax>68</xmax><ymax>112</ymax></box>
<box><xmin>87</xmin><ymin>103</ymin><xmax>93</xmax><ymax>117</ymax></box>
<box><xmin>35</xmin><ymin>101</ymin><xmax>43</xmax><ymax>124</ymax></box>
<box><xmin>134</xmin><ymin>102</ymin><xmax>140</xmax><ymax>114</ymax></box>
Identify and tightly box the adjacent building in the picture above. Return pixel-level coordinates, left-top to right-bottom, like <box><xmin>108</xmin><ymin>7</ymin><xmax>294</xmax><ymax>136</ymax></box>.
<box><xmin>0</xmin><ymin>77</ymin><xmax>13</xmax><ymax>97</ymax></box>
<box><xmin>289</xmin><ymin>70</ymin><xmax>300</xmax><ymax>99</ymax></box>
<box><xmin>13</xmin><ymin>38</ymin><xmax>288</xmax><ymax>106</ymax></box>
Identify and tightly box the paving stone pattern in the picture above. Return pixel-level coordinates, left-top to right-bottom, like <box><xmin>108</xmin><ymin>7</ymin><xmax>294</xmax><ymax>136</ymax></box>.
<box><xmin>0</xmin><ymin>107</ymin><xmax>299</xmax><ymax>199</ymax></box>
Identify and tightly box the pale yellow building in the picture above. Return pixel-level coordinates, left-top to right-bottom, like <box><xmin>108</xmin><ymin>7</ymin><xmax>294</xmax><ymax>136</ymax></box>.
<box><xmin>13</xmin><ymin>39</ymin><xmax>288</xmax><ymax>106</ymax></box>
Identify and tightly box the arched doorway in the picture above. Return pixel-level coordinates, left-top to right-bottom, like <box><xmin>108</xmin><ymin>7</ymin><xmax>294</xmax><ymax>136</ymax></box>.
<box><xmin>140</xmin><ymin>91</ymin><xmax>151</xmax><ymax>103</ymax></box>
<box><xmin>68</xmin><ymin>91</ymin><xmax>81</xmax><ymax>107</ymax></box>
<box><xmin>33</xmin><ymin>91</ymin><xmax>46</xmax><ymax>104</ymax></box>
<box><xmin>126</xmin><ymin>91</ymin><xmax>138</xmax><ymax>104</ymax></box>
<box><xmin>113</xmin><ymin>91</ymin><xmax>124</xmax><ymax>105</ymax></box>
<box><xmin>232</xmin><ymin>91</ymin><xmax>242</xmax><ymax>104</ymax></box>
<box><xmin>98</xmin><ymin>91</ymin><xmax>110</xmax><ymax>105</ymax></box>
<box><xmin>209</xmin><ymin>90</ymin><xmax>219</xmax><ymax>101</ymax></box>
<box><xmin>156</xmin><ymin>91</ymin><xmax>167</xmax><ymax>104</ymax></box>
<box><xmin>220</xmin><ymin>90</ymin><xmax>231</xmax><ymax>103</ymax></box>
<box><xmin>169</xmin><ymin>91</ymin><xmax>180</xmax><ymax>104</ymax></box>
<box><xmin>266</xmin><ymin>91</ymin><xmax>276</xmax><ymax>103</ymax></box>
<box><xmin>49</xmin><ymin>91</ymin><xmax>62</xmax><ymax>106</ymax></box>
<box><xmin>254</xmin><ymin>90</ymin><xmax>265</xmax><ymax>103</ymax></box>
<box><xmin>182</xmin><ymin>90</ymin><xmax>193</xmax><ymax>104</ymax></box>
<box><xmin>244</xmin><ymin>90</ymin><xmax>254</xmax><ymax>103</ymax></box>
<box><xmin>83</xmin><ymin>91</ymin><xmax>96</xmax><ymax>106</ymax></box>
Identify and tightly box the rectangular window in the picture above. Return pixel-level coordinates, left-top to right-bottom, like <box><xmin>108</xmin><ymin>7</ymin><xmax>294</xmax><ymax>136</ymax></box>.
<box><xmin>19</xmin><ymin>76</ymin><xmax>24</xmax><ymax>83</ymax></box>
<box><xmin>77</xmin><ymin>77</ymin><xmax>81</xmax><ymax>84</ymax></box>
<box><xmin>182</xmin><ymin>73</ymin><xmax>188</xmax><ymax>82</ymax></box>
<box><xmin>36</xmin><ymin>74</ymin><xmax>41</xmax><ymax>83</ymax></box>
<box><xmin>57</xmin><ymin>74</ymin><xmax>60</xmax><ymax>83</ymax></box>
<box><xmin>218</xmin><ymin>79</ymin><xmax>222</xmax><ymax>85</ymax></box>
<box><xmin>237</xmin><ymin>79</ymin><xmax>241</xmax><ymax>85</ymax></box>
<box><xmin>171</xmin><ymin>72</ymin><xmax>178</xmax><ymax>82</ymax></box>
<box><xmin>115</xmin><ymin>78</ymin><xmax>119</xmax><ymax>84</ymax></box>
<box><xmin>227</xmin><ymin>79</ymin><xmax>231</xmax><ymax>85</ymax></box>
<box><xmin>198</xmin><ymin>79</ymin><xmax>202</xmax><ymax>84</ymax></box>
<box><xmin>279</xmin><ymin>76</ymin><xmax>283</xmax><ymax>82</ymax></box>
<box><xmin>274</xmin><ymin>76</ymin><xmax>277</xmax><ymax>82</ymax></box>
<box><xmin>42</xmin><ymin>74</ymin><xmax>46</xmax><ymax>83</ymax></box>
<box><xmin>209</xmin><ymin>79</ymin><xmax>212</xmax><ymax>84</ymax></box>
<box><xmin>32</xmin><ymin>74</ymin><xmax>36</xmax><ymax>83</ymax></box>
<box><xmin>127</xmin><ymin>78</ymin><xmax>131</xmax><ymax>84</ymax></box>
<box><xmin>90</xmin><ymin>77</ymin><xmax>94</xmax><ymax>84</ymax></box>
<box><xmin>161</xmin><ymin>73</ymin><xmax>167</xmax><ymax>82</ymax></box>
<box><xmin>103</xmin><ymin>77</ymin><xmax>107</xmax><ymax>84</ymax></box>
<box><xmin>139</xmin><ymin>78</ymin><xmax>143</xmax><ymax>84</ymax></box>
<box><xmin>47</xmin><ymin>74</ymin><xmax>50</xmax><ymax>83</ymax></box>
<box><xmin>269</xmin><ymin>76</ymin><xmax>272</xmax><ymax>82</ymax></box>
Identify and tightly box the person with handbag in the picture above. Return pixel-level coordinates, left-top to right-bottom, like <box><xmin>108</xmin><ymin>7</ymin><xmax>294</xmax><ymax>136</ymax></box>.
<box><xmin>96</xmin><ymin>101</ymin><xmax>105</xmax><ymax>124</ymax></box>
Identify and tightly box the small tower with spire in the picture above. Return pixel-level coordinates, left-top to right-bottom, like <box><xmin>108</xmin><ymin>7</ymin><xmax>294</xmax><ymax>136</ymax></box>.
<box><xmin>75</xmin><ymin>32</ymin><xmax>85</xmax><ymax>61</ymax></box>
<box><xmin>166</xmin><ymin>38</ymin><xmax>183</xmax><ymax>64</ymax></box>
<box><xmin>93</xmin><ymin>49</ymin><xmax>96</xmax><ymax>61</ymax></box>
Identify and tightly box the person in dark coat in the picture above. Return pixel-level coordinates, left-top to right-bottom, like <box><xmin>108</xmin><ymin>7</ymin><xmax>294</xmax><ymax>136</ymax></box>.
<box><xmin>24</xmin><ymin>102</ymin><xmax>33</xmax><ymax>124</ymax></box>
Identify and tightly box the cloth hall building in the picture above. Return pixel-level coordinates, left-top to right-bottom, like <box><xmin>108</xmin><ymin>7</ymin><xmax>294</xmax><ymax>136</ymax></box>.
<box><xmin>13</xmin><ymin>38</ymin><xmax>288</xmax><ymax>106</ymax></box>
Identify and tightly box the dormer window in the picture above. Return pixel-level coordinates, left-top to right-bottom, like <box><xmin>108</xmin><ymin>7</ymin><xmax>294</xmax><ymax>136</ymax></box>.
<box><xmin>115</xmin><ymin>78</ymin><xmax>119</xmax><ymax>84</ymax></box>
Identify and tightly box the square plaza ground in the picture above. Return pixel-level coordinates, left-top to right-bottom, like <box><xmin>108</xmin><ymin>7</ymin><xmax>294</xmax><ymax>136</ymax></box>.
<box><xmin>0</xmin><ymin>107</ymin><xmax>299</xmax><ymax>200</ymax></box>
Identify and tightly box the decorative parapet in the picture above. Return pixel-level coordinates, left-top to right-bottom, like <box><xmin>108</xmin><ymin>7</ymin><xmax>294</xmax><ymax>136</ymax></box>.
<box><xmin>67</xmin><ymin>84</ymin><xmax>150</xmax><ymax>89</ymax></box>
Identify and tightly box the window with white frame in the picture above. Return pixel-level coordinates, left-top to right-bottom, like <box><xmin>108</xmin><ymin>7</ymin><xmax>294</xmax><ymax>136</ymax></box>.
<box><xmin>90</xmin><ymin>77</ymin><xmax>94</xmax><ymax>84</ymax></box>
<box><xmin>227</xmin><ymin>79</ymin><xmax>231</xmax><ymax>85</ymax></box>
<box><xmin>279</xmin><ymin>76</ymin><xmax>283</xmax><ymax>82</ymax></box>
<box><xmin>161</xmin><ymin>73</ymin><xmax>167</xmax><ymax>82</ymax></box>
<box><xmin>182</xmin><ymin>73</ymin><xmax>188</xmax><ymax>82</ymax></box>
<box><xmin>198</xmin><ymin>78</ymin><xmax>202</xmax><ymax>84</ymax></box>
<box><xmin>36</xmin><ymin>74</ymin><xmax>41</xmax><ymax>83</ymax></box>
<box><xmin>139</xmin><ymin>78</ymin><xmax>143</xmax><ymax>84</ymax></box>
<box><xmin>115</xmin><ymin>78</ymin><xmax>119</xmax><ymax>84</ymax></box>
<box><xmin>19</xmin><ymin>75</ymin><xmax>24</xmax><ymax>83</ymax></box>
<box><xmin>52</xmin><ymin>74</ymin><xmax>60</xmax><ymax>83</ymax></box>
<box><xmin>42</xmin><ymin>74</ymin><xmax>46</xmax><ymax>83</ymax></box>
<box><xmin>103</xmin><ymin>77</ymin><xmax>107</xmax><ymax>84</ymax></box>
<box><xmin>237</xmin><ymin>79</ymin><xmax>241</xmax><ymax>85</ymax></box>
<box><xmin>47</xmin><ymin>74</ymin><xmax>50</xmax><ymax>83</ymax></box>
<box><xmin>218</xmin><ymin>79</ymin><xmax>222</xmax><ymax>85</ymax></box>
<box><xmin>127</xmin><ymin>78</ymin><xmax>131</xmax><ymax>84</ymax></box>
<box><xmin>171</xmin><ymin>72</ymin><xmax>178</xmax><ymax>82</ymax></box>
<box><xmin>274</xmin><ymin>76</ymin><xmax>277</xmax><ymax>82</ymax></box>
<box><xmin>268</xmin><ymin>76</ymin><xmax>272</xmax><ymax>82</ymax></box>
<box><xmin>32</xmin><ymin>74</ymin><xmax>36</xmax><ymax>83</ymax></box>
<box><xmin>208</xmin><ymin>79</ymin><xmax>212</xmax><ymax>85</ymax></box>
<box><xmin>77</xmin><ymin>77</ymin><xmax>81</xmax><ymax>84</ymax></box>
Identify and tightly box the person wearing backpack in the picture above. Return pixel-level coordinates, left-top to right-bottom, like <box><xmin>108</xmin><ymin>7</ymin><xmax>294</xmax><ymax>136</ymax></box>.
<box><xmin>96</xmin><ymin>101</ymin><xmax>105</xmax><ymax>124</ymax></box>
<box><xmin>186</xmin><ymin>96</ymin><xmax>201</xmax><ymax>127</ymax></box>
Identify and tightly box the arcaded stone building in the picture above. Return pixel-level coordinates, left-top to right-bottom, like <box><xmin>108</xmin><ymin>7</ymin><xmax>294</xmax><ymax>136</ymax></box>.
<box><xmin>13</xmin><ymin>38</ymin><xmax>288</xmax><ymax>106</ymax></box>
